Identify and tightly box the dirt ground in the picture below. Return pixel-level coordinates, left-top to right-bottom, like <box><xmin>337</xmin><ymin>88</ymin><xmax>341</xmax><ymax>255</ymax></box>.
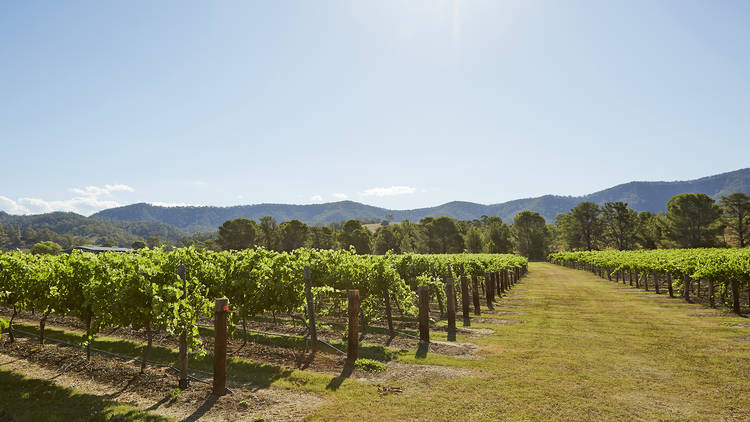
<box><xmin>0</xmin><ymin>338</ymin><xmax>322</xmax><ymax>422</ymax></box>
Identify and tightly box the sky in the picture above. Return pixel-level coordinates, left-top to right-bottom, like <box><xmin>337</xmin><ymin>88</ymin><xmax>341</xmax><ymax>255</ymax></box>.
<box><xmin>1</xmin><ymin>0</ymin><xmax>749</xmax><ymax>216</ymax></box>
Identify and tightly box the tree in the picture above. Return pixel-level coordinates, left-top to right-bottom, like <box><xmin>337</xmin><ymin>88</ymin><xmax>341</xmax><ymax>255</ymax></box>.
<box><xmin>279</xmin><ymin>220</ymin><xmax>308</xmax><ymax>251</ymax></box>
<box><xmin>465</xmin><ymin>227</ymin><xmax>483</xmax><ymax>253</ymax></box>
<box><xmin>396</xmin><ymin>220</ymin><xmax>420</xmax><ymax>253</ymax></box>
<box><xmin>636</xmin><ymin>212</ymin><xmax>663</xmax><ymax>249</ymax></box>
<box><xmin>258</xmin><ymin>216</ymin><xmax>280</xmax><ymax>250</ymax></box>
<box><xmin>2</xmin><ymin>226</ymin><xmax>21</xmax><ymax>249</ymax></box>
<box><xmin>146</xmin><ymin>236</ymin><xmax>162</xmax><ymax>249</ymax></box>
<box><xmin>720</xmin><ymin>193</ymin><xmax>750</xmax><ymax>248</ymax></box>
<box><xmin>664</xmin><ymin>193</ymin><xmax>723</xmax><ymax>248</ymax></box>
<box><xmin>422</xmin><ymin>217</ymin><xmax>464</xmax><ymax>254</ymax></box>
<box><xmin>512</xmin><ymin>211</ymin><xmax>549</xmax><ymax>260</ymax></box>
<box><xmin>0</xmin><ymin>224</ymin><xmax>6</xmax><ymax>249</ymax></box>
<box><xmin>601</xmin><ymin>202</ymin><xmax>639</xmax><ymax>250</ymax></box>
<box><xmin>418</xmin><ymin>217</ymin><xmax>438</xmax><ymax>253</ymax></box>
<box><xmin>339</xmin><ymin>220</ymin><xmax>372</xmax><ymax>254</ymax></box>
<box><xmin>374</xmin><ymin>226</ymin><xmax>401</xmax><ymax>254</ymax></box>
<box><xmin>554</xmin><ymin>213</ymin><xmax>577</xmax><ymax>250</ymax></box>
<box><xmin>131</xmin><ymin>241</ymin><xmax>147</xmax><ymax>249</ymax></box>
<box><xmin>569</xmin><ymin>202</ymin><xmax>602</xmax><ymax>251</ymax></box>
<box><xmin>31</xmin><ymin>241</ymin><xmax>62</xmax><ymax>255</ymax></box>
<box><xmin>485</xmin><ymin>217</ymin><xmax>512</xmax><ymax>253</ymax></box>
<box><xmin>307</xmin><ymin>226</ymin><xmax>336</xmax><ymax>249</ymax></box>
<box><xmin>218</xmin><ymin>218</ymin><xmax>258</xmax><ymax>250</ymax></box>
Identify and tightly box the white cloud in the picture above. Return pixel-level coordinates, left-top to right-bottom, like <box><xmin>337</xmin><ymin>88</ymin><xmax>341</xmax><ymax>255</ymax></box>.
<box><xmin>332</xmin><ymin>193</ymin><xmax>348</xmax><ymax>200</ymax></box>
<box><xmin>0</xmin><ymin>195</ymin><xmax>30</xmax><ymax>214</ymax></box>
<box><xmin>361</xmin><ymin>186</ymin><xmax>417</xmax><ymax>197</ymax></box>
<box><xmin>70</xmin><ymin>184</ymin><xmax>135</xmax><ymax>197</ymax></box>
<box><xmin>0</xmin><ymin>184</ymin><xmax>135</xmax><ymax>216</ymax></box>
<box><xmin>310</xmin><ymin>195</ymin><xmax>323</xmax><ymax>202</ymax></box>
<box><xmin>148</xmin><ymin>202</ymin><xmax>192</xmax><ymax>208</ymax></box>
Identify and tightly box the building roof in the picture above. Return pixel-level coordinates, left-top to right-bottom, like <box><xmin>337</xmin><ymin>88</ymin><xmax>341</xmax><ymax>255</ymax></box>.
<box><xmin>64</xmin><ymin>246</ymin><xmax>133</xmax><ymax>253</ymax></box>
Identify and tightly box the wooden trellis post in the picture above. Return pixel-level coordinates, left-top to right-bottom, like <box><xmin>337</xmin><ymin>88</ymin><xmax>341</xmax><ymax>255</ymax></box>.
<box><xmin>417</xmin><ymin>286</ymin><xmax>430</xmax><ymax>343</ymax></box>
<box><xmin>347</xmin><ymin>290</ymin><xmax>360</xmax><ymax>363</ymax></box>
<box><xmin>471</xmin><ymin>275</ymin><xmax>481</xmax><ymax>315</ymax></box>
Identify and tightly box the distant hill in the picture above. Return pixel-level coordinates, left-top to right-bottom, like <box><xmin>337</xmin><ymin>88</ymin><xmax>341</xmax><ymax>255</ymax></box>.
<box><xmin>0</xmin><ymin>211</ymin><xmax>185</xmax><ymax>247</ymax></box>
<box><xmin>90</xmin><ymin>168</ymin><xmax>750</xmax><ymax>233</ymax></box>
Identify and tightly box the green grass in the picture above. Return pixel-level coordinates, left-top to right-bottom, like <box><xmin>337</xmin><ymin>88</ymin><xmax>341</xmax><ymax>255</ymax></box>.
<box><xmin>0</xmin><ymin>368</ymin><xmax>170</xmax><ymax>422</ymax></box>
<box><xmin>309</xmin><ymin>262</ymin><xmax>750</xmax><ymax>421</ymax></box>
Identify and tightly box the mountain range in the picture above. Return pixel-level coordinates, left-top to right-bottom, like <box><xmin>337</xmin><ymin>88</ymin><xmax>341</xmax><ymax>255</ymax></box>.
<box><xmin>88</xmin><ymin>168</ymin><xmax>750</xmax><ymax>234</ymax></box>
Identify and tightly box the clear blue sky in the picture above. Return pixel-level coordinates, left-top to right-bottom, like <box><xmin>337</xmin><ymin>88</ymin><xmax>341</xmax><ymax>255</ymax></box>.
<box><xmin>1</xmin><ymin>0</ymin><xmax>749</xmax><ymax>215</ymax></box>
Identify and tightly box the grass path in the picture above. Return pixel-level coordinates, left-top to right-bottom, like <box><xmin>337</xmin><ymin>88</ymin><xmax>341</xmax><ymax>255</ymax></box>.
<box><xmin>310</xmin><ymin>262</ymin><xmax>750</xmax><ymax>421</ymax></box>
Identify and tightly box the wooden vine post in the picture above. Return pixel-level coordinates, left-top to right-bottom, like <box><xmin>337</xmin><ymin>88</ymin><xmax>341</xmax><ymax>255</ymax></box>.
<box><xmin>488</xmin><ymin>272</ymin><xmax>495</xmax><ymax>300</ymax></box>
<box><xmin>213</xmin><ymin>297</ymin><xmax>229</xmax><ymax>396</ymax></box>
<box><xmin>653</xmin><ymin>270</ymin><xmax>660</xmax><ymax>294</ymax></box>
<box><xmin>417</xmin><ymin>286</ymin><xmax>430</xmax><ymax>343</ymax></box>
<box><xmin>708</xmin><ymin>279</ymin><xmax>715</xmax><ymax>307</ymax></box>
<box><xmin>347</xmin><ymin>289</ymin><xmax>360</xmax><ymax>363</ymax></box>
<box><xmin>730</xmin><ymin>278</ymin><xmax>741</xmax><ymax>314</ymax></box>
<box><xmin>384</xmin><ymin>290</ymin><xmax>395</xmax><ymax>337</ymax></box>
<box><xmin>303</xmin><ymin>266</ymin><xmax>318</xmax><ymax>352</ymax></box>
<box><xmin>484</xmin><ymin>273</ymin><xmax>494</xmax><ymax>310</ymax></box>
<box><xmin>431</xmin><ymin>264</ymin><xmax>445</xmax><ymax>318</ymax></box>
<box><xmin>460</xmin><ymin>275</ymin><xmax>471</xmax><ymax>326</ymax></box>
<box><xmin>667</xmin><ymin>273</ymin><xmax>674</xmax><ymax>297</ymax></box>
<box><xmin>177</xmin><ymin>264</ymin><xmax>189</xmax><ymax>389</ymax></box>
<box><xmin>471</xmin><ymin>275</ymin><xmax>481</xmax><ymax>315</ymax></box>
<box><xmin>446</xmin><ymin>279</ymin><xmax>457</xmax><ymax>341</ymax></box>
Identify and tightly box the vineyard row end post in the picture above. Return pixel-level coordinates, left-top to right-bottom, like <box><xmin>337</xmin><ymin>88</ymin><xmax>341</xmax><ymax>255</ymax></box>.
<box><xmin>213</xmin><ymin>297</ymin><xmax>229</xmax><ymax>396</ymax></box>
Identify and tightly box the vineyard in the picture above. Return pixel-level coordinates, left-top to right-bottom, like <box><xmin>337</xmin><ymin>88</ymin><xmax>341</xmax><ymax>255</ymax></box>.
<box><xmin>548</xmin><ymin>249</ymin><xmax>750</xmax><ymax>313</ymax></box>
<box><xmin>0</xmin><ymin>247</ymin><xmax>527</xmax><ymax>400</ymax></box>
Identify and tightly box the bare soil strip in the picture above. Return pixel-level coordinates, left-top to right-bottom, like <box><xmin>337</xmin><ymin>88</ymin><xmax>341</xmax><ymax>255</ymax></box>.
<box><xmin>0</xmin><ymin>339</ymin><xmax>321</xmax><ymax>422</ymax></box>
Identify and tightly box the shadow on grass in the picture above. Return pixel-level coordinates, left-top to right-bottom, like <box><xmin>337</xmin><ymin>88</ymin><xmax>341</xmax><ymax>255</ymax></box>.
<box><xmin>198</xmin><ymin>325</ymin><xmax>344</xmax><ymax>357</ymax></box>
<box><xmin>415</xmin><ymin>342</ymin><xmax>429</xmax><ymax>359</ymax></box>
<box><xmin>330</xmin><ymin>338</ymin><xmax>403</xmax><ymax>362</ymax></box>
<box><xmin>15</xmin><ymin>323</ymin><xmax>298</xmax><ymax>391</ymax></box>
<box><xmin>0</xmin><ymin>369</ymin><xmax>168</xmax><ymax>422</ymax></box>
<box><xmin>325</xmin><ymin>362</ymin><xmax>353</xmax><ymax>391</ymax></box>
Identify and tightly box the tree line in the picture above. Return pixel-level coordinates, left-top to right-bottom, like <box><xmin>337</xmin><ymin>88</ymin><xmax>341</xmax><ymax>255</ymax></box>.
<box><xmin>553</xmin><ymin>192</ymin><xmax>749</xmax><ymax>251</ymax></box>
<box><xmin>197</xmin><ymin>214</ymin><xmax>547</xmax><ymax>258</ymax></box>
<box><xmin>206</xmin><ymin>192</ymin><xmax>748</xmax><ymax>258</ymax></box>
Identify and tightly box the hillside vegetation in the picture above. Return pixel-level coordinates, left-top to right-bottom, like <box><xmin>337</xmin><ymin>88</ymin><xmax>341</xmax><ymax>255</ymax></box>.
<box><xmin>91</xmin><ymin>168</ymin><xmax>750</xmax><ymax>232</ymax></box>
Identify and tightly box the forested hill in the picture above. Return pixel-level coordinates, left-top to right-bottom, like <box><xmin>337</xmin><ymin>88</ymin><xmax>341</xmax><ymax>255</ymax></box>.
<box><xmin>0</xmin><ymin>211</ymin><xmax>185</xmax><ymax>248</ymax></box>
<box><xmin>92</xmin><ymin>168</ymin><xmax>750</xmax><ymax>233</ymax></box>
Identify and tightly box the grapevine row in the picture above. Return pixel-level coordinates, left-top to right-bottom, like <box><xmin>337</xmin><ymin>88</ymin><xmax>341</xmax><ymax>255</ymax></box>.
<box><xmin>0</xmin><ymin>248</ymin><xmax>526</xmax><ymax>373</ymax></box>
<box><xmin>548</xmin><ymin>249</ymin><xmax>750</xmax><ymax>313</ymax></box>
